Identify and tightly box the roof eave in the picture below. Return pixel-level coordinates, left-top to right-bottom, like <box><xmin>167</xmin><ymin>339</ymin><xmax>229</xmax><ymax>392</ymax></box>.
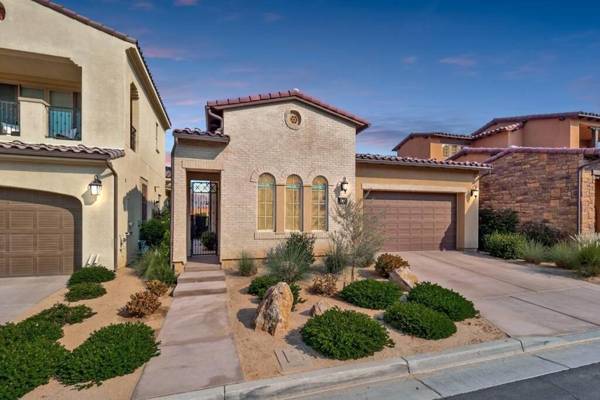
<box><xmin>0</xmin><ymin>148</ymin><xmax>123</xmax><ymax>161</ymax></box>
<box><xmin>173</xmin><ymin>132</ymin><xmax>230</xmax><ymax>144</ymax></box>
<box><xmin>355</xmin><ymin>158</ymin><xmax>491</xmax><ymax>171</ymax></box>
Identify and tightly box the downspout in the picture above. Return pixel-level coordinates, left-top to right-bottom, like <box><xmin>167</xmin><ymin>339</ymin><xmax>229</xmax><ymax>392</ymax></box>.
<box><xmin>577</xmin><ymin>157</ymin><xmax>600</xmax><ymax>234</ymax></box>
<box><xmin>207</xmin><ymin>107</ymin><xmax>224</xmax><ymax>133</ymax></box>
<box><xmin>106</xmin><ymin>160</ymin><xmax>119</xmax><ymax>270</ymax></box>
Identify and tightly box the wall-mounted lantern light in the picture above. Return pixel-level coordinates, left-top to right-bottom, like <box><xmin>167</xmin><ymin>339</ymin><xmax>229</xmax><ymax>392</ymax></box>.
<box><xmin>338</xmin><ymin>177</ymin><xmax>349</xmax><ymax>205</ymax></box>
<box><xmin>470</xmin><ymin>188</ymin><xmax>479</xmax><ymax>198</ymax></box>
<box><xmin>340</xmin><ymin>177</ymin><xmax>349</xmax><ymax>193</ymax></box>
<box><xmin>89</xmin><ymin>175</ymin><xmax>103</xmax><ymax>196</ymax></box>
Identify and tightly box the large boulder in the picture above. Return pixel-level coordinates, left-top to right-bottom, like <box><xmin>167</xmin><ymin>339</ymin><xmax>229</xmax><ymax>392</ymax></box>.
<box><xmin>310</xmin><ymin>300</ymin><xmax>333</xmax><ymax>317</ymax></box>
<box><xmin>255</xmin><ymin>282</ymin><xmax>294</xmax><ymax>336</ymax></box>
<box><xmin>389</xmin><ymin>267</ymin><xmax>419</xmax><ymax>291</ymax></box>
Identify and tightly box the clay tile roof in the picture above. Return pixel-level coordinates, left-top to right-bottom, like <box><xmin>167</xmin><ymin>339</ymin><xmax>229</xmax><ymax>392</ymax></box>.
<box><xmin>172</xmin><ymin>128</ymin><xmax>230</xmax><ymax>143</ymax></box>
<box><xmin>0</xmin><ymin>140</ymin><xmax>125</xmax><ymax>160</ymax></box>
<box><xmin>206</xmin><ymin>89</ymin><xmax>370</xmax><ymax>132</ymax></box>
<box><xmin>480</xmin><ymin>147</ymin><xmax>600</xmax><ymax>164</ymax></box>
<box><xmin>471</xmin><ymin>122</ymin><xmax>523</xmax><ymax>139</ymax></box>
<box><xmin>446</xmin><ymin>147</ymin><xmax>505</xmax><ymax>161</ymax></box>
<box><xmin>391</xmin><ymin>132</ymin><xmax>472</xmax><ymax>151</ymax></box>
<box><xmin>471</xmin><ymin>112</ymin><xmax>600</xmax><ymax>136</ymax></box>
<box><xmin>355</xmin><ymin>153</ymin><xmax>491</xmax><ymax>170</ymax></box>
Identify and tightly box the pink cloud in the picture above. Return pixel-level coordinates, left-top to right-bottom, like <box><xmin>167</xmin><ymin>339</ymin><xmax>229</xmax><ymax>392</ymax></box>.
<box><xmin>262</xmin><ymin>12</ymin><xmax>283</xmax><ymax>22</ymax></box>
<box><xmin>210</xmin><ymin>80</ymin><xmax>250</xmax><ymax>89</ymax></box>
<box><xmin>174</xmin><ymin>0</ymin><xmax>199</xmax><ymax>6</ymax></box>
<box><xmin>132</xmin><ymin>1</ymin><xmax>154</xmax><ymax>10</ymax></box>
<box><xmin>440</xmin><ymin>55</ymin><xmax>477</xmax><ymax>67</ymax></box>
<box><xmin>145</xmin><ymin>47</ymin><xmax>188</xmax><ymax>61</ymax></box>
<box><xmin>402</xmin><ymin>56</ymin><xmax>417</xmax><ymax>65</ymax></box>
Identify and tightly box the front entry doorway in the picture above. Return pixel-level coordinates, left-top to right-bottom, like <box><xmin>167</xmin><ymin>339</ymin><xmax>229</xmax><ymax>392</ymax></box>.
<box><xmin>190</xmin><ymin>180</ymin><xmax>219</xmax><ymax>256</ymax></box>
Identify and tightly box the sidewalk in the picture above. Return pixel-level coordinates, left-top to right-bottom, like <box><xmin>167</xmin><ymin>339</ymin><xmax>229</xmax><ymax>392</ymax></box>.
<box><xmin>155</xmin><ymin>329</ymin><xmax>600</xmax><ymax>400</ymax></box>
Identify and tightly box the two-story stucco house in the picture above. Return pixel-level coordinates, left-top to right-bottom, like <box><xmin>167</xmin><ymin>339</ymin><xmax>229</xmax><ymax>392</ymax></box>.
<box><xmin>394</xmin><ymin>112</ymin><xmax>600</xmax><ymax>235</ymax></box>
<box><xmin>171</xmin><ymin>90</ymin><xmax>488</xmax><ymax>268</ymax></box>
<box><xmin>0</xmin><ymin>0</ymin><xmax>170</xmax><ymax>277</ymax></box>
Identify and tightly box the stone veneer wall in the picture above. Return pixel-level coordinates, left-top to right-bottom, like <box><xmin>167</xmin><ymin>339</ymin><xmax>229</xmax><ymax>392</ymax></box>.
<box><xmin>480</xmin><ymin>152</ymin><xmax>597</xmax><ymax>235</ymax></box>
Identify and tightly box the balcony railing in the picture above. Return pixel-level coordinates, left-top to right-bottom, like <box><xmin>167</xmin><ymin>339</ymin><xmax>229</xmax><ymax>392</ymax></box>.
<box><xmin>49</xmin><ymin>106</ymin><xmax>81</xmax><ymax>140</ymax></box>
<box><xmin>0</xmin><ymin>100</ymin><xmax>19</xmax><ymax>135</ymax></box>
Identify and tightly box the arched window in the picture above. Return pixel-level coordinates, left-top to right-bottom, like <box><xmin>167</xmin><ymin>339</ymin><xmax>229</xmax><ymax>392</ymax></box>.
<box><xmin>257</xmin><ymin>173</ymin><xmax>275</xmax><ymax>231</ymax></box>
<box><xmin>312</xmin><ymin>176</ymin><xmax>328</xmax><ymax>231</ymax></box>
<box><xmin>285</xmin><ymin>175</ymin><xmax>302</xmax><ymax>231</ymax></box>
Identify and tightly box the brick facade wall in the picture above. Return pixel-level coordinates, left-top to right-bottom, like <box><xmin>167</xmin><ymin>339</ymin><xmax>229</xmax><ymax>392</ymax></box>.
<box><xmin>480</xmin><ymin>152</ymin><xmax>597</xmax><ymax>235</ymax></box>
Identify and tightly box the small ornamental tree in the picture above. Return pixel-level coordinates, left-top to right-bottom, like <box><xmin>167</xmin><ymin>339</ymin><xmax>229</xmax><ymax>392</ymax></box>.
<box><xmin>331</xmin><ymin>196</ymin><xmax>383</xmax><ymax>281</ymax></box>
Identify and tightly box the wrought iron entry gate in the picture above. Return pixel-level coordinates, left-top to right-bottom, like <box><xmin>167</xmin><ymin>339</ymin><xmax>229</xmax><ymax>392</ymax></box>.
<box><xmin>190</xmin><ymin>180</ymin><xmax>218</xmax><ymax>256</ymax></box>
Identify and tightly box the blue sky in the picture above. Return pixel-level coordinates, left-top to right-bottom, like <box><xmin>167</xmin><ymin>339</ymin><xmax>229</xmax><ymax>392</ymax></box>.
<box><xmin>60</xmin><ymin>0</ymin><xmax>600</xmax><ymax>155</ymax></box>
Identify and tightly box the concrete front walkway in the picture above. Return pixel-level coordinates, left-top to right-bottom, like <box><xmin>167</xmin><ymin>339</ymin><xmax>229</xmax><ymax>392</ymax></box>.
<box><xmin>0</xmin><ymin>275</ymin><xmax>68</xmax><ymax>324</ymax></box>
<box><xmin>400</xmin><ymin>251</ymin><xmax>600</xmax><ymax>336</ymax></box>
<box><xmin>133</xmin><ymin>257</ymin><xmax>243</xmax><ymax>400</ymax></box>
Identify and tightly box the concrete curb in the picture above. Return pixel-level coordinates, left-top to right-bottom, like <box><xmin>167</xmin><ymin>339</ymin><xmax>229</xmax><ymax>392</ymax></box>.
<box><xmin>151</xmin><ymin>328</ymin><xmax>600</xmax><ymax>400</ymax></box>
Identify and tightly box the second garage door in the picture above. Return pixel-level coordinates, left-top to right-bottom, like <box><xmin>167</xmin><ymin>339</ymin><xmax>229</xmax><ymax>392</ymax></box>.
<box><xmin>364</xmin><ymin>191</ymin><xmax>457</xmax><ymax>251</ymax></box>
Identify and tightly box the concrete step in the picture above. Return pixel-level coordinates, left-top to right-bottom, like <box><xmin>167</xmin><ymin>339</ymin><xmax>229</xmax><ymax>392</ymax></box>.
<box><xmin>173</xmin><ymin>281</ymin><xmax>227</xmax><ymax>297</ymax></box>
<box><xmin>185</xmin><ymin>264</ymin><xmax>222</xmax><ymax>273</ymax></box>
<box><xmin>178</xmin><ymin>270</ymin><xmax>225</xmax><ymax>284</ymax></box>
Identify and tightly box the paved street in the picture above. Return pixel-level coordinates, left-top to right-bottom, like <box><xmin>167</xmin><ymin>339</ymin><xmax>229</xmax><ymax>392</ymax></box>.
<box><xmin>448</xmin><ymin>362</ymin><xmax>600</xmax><ymax>400</ymax></box>
<box><xmin>0</xmin><ymin>276</ymin><xmax>68</xmax><ymax>323</ymax></box>
<box><xmin>400</xmin><ymin>251</ymin><xmax>600</xmax><ymax>336</ymax></box>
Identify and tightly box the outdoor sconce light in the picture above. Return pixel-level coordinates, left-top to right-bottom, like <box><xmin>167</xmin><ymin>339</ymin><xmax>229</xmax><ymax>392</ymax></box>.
<box><xmin>471</xmin><ymin>189</ymin><xmax>479</xmax><ymax>198</ymax></box>
<box><xmin>340</xmin><ymin>177</ymin><xmax>349</xmax><ymax>193</ymax></box>
<box><xmin>89</xmin><ymin>175</ymin><xmax>103</xmax><ymax>196</ymax></box>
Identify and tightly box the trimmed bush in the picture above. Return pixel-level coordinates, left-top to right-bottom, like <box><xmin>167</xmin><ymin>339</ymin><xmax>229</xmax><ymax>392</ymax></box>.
<box><xmin>0</xmin><ymin>338</ymin><xmax>68</xmax><ymax>400</ymax></box>
<box><xmin>520</xmin><ymin>241</ymin><xmax>548</xmax><ymax>265</ymax></box>
<box><xmin>0</xmin><ymin>319</ymin><xmax>63</xmax><ymax>345</ymax></box>
<box><xmin>286</xmin><ymin>232</ymin><xmax>316</xmax><ymax>265</ymax></box>
<box><xmin>67</xmin><ymin>266</ymin><xmax>115</xmax><ymax>287</ymax></box>
<box><xmin>479</xmin><ymin>208</ymin><xmax>519</xmax><ymax>250</ymax></box>
<box><xmin>324</xmin><ymin>236</ymin><xmax>348</xmax><ymax>274</ymax></box>
<box><xmin>238</xmin><ymin>250</ymin><xmax>257</xmax><ymax>277</ymax></box>
<box><xmin>248</xmin><ymin>275</ymin><xmax>279</xmax><ymax>298</ymax></box>
<box><xmin>146</xmin><ymin>280</ymin><xmax>169</xmax><ymax>297</ymax></box>
<box><xmin>301</xmin><ymin>308</ymin><xmax>394</xmax><ymax>360</ymax></box>
<box><xmin>265</xmin><ymin>241</ymin><xmax>311</xmax><ymax>283</ymax></box>
<box><xmin>121</xmin><ymin>291</ymin><xmax>161</xmax><ymax>318</ymax></box>
<box><xmin>575</xmin><ymin>243</ymin><xmax>600</xmax><ymax>277</ymax></box>
<box><xmin>65</xmin><ymin>282</ymin><xmax>106</xmax><ymax>302</ymax></box>
<box><xmin>374</xmin><ymin>253</ymin><xmax>410</xmax><ymax>278</ymax></box>
<box><xmin>519</xmin><ymin>221</ymin><xmax>565</xmax><ymax>247</ymax></box>
<box><xmin>311</xmin><ymin>273</ymin><xmax>338</xmax><ymax>296</ymax></box>
<box><xmin>27</xmin><ymin>303</ymin><xmax>95</xmax><ymax>326</ymax></box>
<box><xmin>408</xmin><ymin>282</ymin><xmax>477</xmax><ymax>321</ymax></box>
<box><xmin>140</xmin><ymin>218</ymin><xmax>169</xmax><ymax>248</ymax></box>
<box><xmin>384</xmin><ymin>302</ymin><xmax>456</xmax><ymax>340</ymax></box>
<box><xmin>56</xmin><ymin>323</ymin><xmax>159</xmax><ymax>388</ymax></box>
<box><xmin>200</xmin><ymin>231</ymin><xmax>217</xmax><ymax>251</ymax></box>
<box><xmin>339</xmin><ymin>279</ymin><xmax>402</xmax><ymax>310</ymax></box>
<box><xmin>484</xmin><ymin>232</ymin><xmax>527</xmax><ymax>259</ymax></box>
<box><xmin>549</xmin><ymin>242</ymin><xmax>579</xmax><ymax>269</ymax></box>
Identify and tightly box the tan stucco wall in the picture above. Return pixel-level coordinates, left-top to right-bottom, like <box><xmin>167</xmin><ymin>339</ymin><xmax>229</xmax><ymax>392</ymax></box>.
<box><xmin>355</xmin><ymin>163</ymin><xmax>481</xmax><ymax>249</ymax></box>
<box><xmin>521</xmin><ymin>119</ymin><xmax>572</xmax><ymax>147</ymax></box>
<box><xmin>172</xmin><ymin>100</ymin><xmax>357</xmax><ymax>265</ymax></box>
<box><xmin>0</xmin><ymin>156</ymin><xmax>116</xmax><ymax>269</ymax></box>
<box><xmin>0</xmin><ymin>0</ymin><xmax>168</xmax><ymax>268</ymax></box>
<box><xmin>396</xmin><ymin>136</ymin><xmax>433</xmax><ymax>159</ymax></box>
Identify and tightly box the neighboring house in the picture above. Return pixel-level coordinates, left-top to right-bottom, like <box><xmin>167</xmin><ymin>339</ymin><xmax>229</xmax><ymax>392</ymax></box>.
<box><xmin>394</xmin><ymin>112</ymin><xmax>600</xmax><ymax>235</ymax></box>
<box><xmin>0</xmin><ymin>0</ymin><xmax>170</xmax><ymax>277</ymax></box>
<box><xmin>171</xmin><ymin>90</ymin><xmax>488</xmax><ymax>267</ymax></box>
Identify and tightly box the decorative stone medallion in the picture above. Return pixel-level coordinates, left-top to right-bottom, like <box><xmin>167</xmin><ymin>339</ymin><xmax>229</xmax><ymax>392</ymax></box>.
<box><xmin>285</xmin><ymin>110</ymin><xmax>302</xmax><ymax>130</ymax></box>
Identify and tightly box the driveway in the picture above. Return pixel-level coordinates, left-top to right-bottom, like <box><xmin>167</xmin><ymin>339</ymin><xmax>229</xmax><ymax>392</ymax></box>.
<box><xmin>400</xmin><ymin>251</ymin><xmax>600</xmax><ymax>337</ymax></box>
<box><xmin>0</xmin><ymin>276</ymin><xmax>68</xmax><ymax>324</ymax></box>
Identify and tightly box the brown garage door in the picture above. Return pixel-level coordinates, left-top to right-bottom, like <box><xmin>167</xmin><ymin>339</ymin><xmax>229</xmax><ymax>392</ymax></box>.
<box><xmin>364</xmin><ymin>191</ymin><xmax>456</xmax><ymax>251</ymax></box>
<box><xmin>0</xmin><ymin>188</ymin><xmax>81</xmax><ymax>277</ymax></box>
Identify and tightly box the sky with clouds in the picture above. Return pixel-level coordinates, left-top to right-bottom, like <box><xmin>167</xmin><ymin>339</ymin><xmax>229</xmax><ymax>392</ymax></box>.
<box><xmin>58</xmin><ymin>0</ymin><xmax>600</xmax><ymax>155</ymax></box>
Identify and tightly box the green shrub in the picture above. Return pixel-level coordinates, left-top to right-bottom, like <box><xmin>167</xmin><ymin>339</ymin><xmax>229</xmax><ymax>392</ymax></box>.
<box><xmin>140</xmin><ymin>218</ymin><xmax>169</xmax><ymax>248</ymax></box>
<box><xmin>384</xmin><ymin>302</ymin><xmax>456</xmax><ymax>340</ymax></box>
<box><xmin>519</xmin><ymin>221</ymin><xmax>566</xmax><ymax>247</ymax></box>
<box><xmin>248</xmin><ymin>275</ymin><xmax>303</xmax><ymax>307</ymax></box>
<box><xmin>408</xmin><ymin>282</ymin><xmax>477</xmax><ymax>321</ymax></box>
<box><xmin>484</xmin><ymin>232</ymin><xmax>527</xmax><ymax>259</ymax></box>
<box><xmin>0</xmin><ymin>319</ymin><xmax>63</xmax><ymax>346</ymax></box>
<box><xmin>238</xmin><ymin>251</ymin><xmax>257</xmax><ymax>277</ymax></box>
<box><xmin>549</xmin><ymin>242</ymin><xmax>579</xmax><ymax>269</ymax></box>
<box><xmin>0</xmin><ymin>338</ymin><xmax>68</xmax><ymax>400</ymax></box>
<box><xmin>56</xmin><ymin>323</ymin><xmax>159</xmax><ymax>388</ymax></box>
<box><xmin>479</xmin><ymin>208</ymin><xmax>519</xmax><ymax>250</ymax></box>
<box><xmin>26</xmin><ymin>304</ymin><xmax>95</xmax><ymax>326</ymax></box>
<box><xmin>265</xmin><ymin>241</ymin><xmax>311</xmax><ymax>283</ymax></box>
<box><xmin>143</xmin><ymin>256</ymin><xmax>177</xmax><ymax>285</ymax></box>
<box><xmin>374</xmin><ymin>253</ymin><xmax>410</xmax><ymax>278</ymax></box>
<box><xmin>339</xmin><ymin>279</ymin><xmax>402</xmax><ymax>310</ymax></box>
<box><xmin>520</xmin><ymin>241</ymin><xmax>548</xmax><ymax>265</ymax></box>
<box><xmin>286</xmin><ymin>232</ymin><xmax>316</xmax><ymax>265</ymax></box>
<box><xmin>571</xmin><ymin>233</ymin><xmax>600</xmax><ymax>247</ymax></box>
<box><xmin>200</xmin><ymin>231</ymin><xmax>217</xmax><ymax>251</ymax></box>
<box><xmin>65</xmin><ymin>282</ymin><xmax>106</xmax><ymax>302</ymax></box>
<box><xmin>67</xmin><ymin>266</ymin><xmax>115</xmax><ymax>287</ymax></box>
<box><xmin>301</xmin><ymin>308</ymin><xmax>394</xmax><ymax>360</ymax></box>
<box><xmin>324</xmin><ymin>236</ymin><xmax>348</xmax><ymax>274</ymax></box>
<box><xmin>576</xmin><ymin>243</ymin><xmax>600</xmax><ymax>277</ymax></box>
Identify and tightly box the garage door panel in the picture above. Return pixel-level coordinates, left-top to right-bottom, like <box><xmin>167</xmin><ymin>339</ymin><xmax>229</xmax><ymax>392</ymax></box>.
<box><xmin>0</xmin><ymin>188</ymin><xmax>81</xmax><ymax>277</ymax></box>
<box><xmin>365</xmin><ymin>191</ymin><xmax>456</xmax><ymax>252</ymax></box>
